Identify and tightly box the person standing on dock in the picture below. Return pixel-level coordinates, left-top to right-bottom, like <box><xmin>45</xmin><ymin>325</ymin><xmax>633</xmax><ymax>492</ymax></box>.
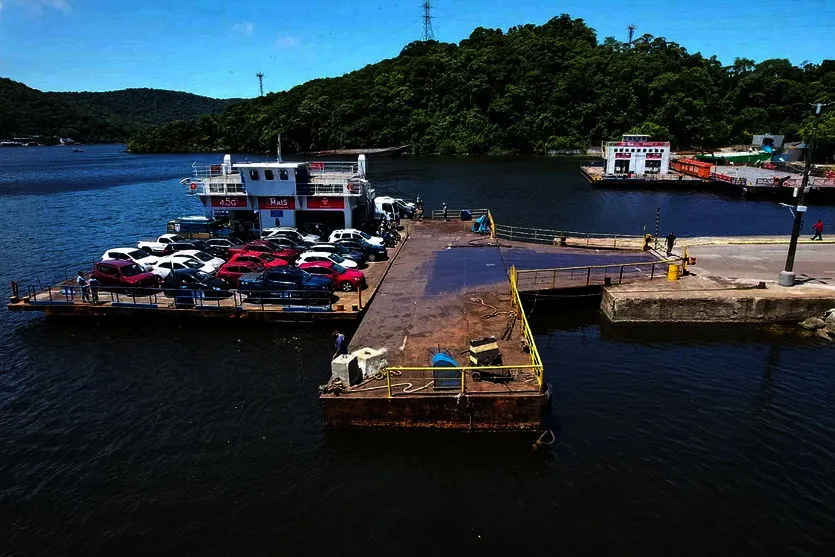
<box><xmin>442</xmin><ymin>203</ymin><xmax>448</xmax><ymax>221</ymax></box>
<box><xmin>333</xmin><ymin>331</ymin><xmax>348</xmax><ymax>359</ymax></box>
<box><xmin>76</xmin><ymin>271</ymin><xmax>91</xmax><ymax>303</ymax></box>
<box><xmin>87</xmin><ymin>275</ymin><xmax>100</xmax><ymax>304</ymax></box>
<box><xmin>665</xmin><ymin>232</ymin><xmax>676</xmax><ymax>256</ymax></box>
<box><xmin>811</xmin><ymin>219</ymin><xmax>824</xmax><ymax>241</ymax></box>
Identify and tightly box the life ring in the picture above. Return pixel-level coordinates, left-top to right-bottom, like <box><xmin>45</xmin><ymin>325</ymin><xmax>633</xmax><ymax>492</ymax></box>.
<box><xmin>346</xmin><ymin>183</ymin><xmax>355</xmax><ymax>193</ymax></box>
<box><xmin>189</xmin><ymin>182</ymin><xmax>197</xmax><ymax>190</ymax></box>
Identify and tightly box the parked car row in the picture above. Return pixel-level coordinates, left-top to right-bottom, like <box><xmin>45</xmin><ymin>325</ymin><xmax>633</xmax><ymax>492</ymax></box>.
<box><xmin>89</xmin><ymin>226</ymin><xmax>394</xmax><ymax>303</ymax></box>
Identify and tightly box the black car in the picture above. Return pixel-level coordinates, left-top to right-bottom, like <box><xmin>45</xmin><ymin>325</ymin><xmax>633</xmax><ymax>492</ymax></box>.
<box><xmin>261</xmin><ymin>236</ymin><xmax>308</xmax><ymax>252</ymax></box>
<box><xmin>308</xmin><ymin>243</ymin><xmax>366</xmax><ymax>265</ymax></box>
<box><xmin>205</xmin><ymin>237</ymin><xmax>244</xmax><ymax>259</ymax></box>
<box><xmin>161</xmin><ymin>269</ymin><xmax>232</xmax><ymax>300</ymax></box>
<box><xmin>238</xmin><ymin>267</ymin><xmax>334</xmax><ymax>304</ymax></box>
<box><xmin>335</xmin><ymin>238</ymin><xmax>388</xmax><ymax>262</ymax></box>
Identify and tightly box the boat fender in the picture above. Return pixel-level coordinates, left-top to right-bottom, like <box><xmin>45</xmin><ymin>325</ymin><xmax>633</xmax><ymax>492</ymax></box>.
<box><xmin>346</xmin><ymin>183</ymin><xmax>355</xmax><ymax>193</ymax></box>
<box><xmin>189</xmin><ymin>182</ymin><xmax>197</xmax><ymax>190</ymax></box>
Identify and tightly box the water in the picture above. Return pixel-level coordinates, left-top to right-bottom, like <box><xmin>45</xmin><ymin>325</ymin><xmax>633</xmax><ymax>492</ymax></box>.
<box><xmin>2</xmin><ymin>145</ymin><xmax>835</xmax><ymax>555</ymax></box>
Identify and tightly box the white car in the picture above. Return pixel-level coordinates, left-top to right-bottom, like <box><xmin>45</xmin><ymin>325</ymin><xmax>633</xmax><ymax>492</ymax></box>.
<box><xmin>328</xmin><ymin>228</ymin><xmax>384</xmax><ymax>247</ymax></box>
<box><xmin>296</xmin><ymin>251</ymin><xmax>358</xmax><ymax>269</ymax></box>
<box><xmin>101</xmin><ymin>247</ymin><xmax>161</xmax><ymax>270</ymax></box>
<box><xmin>262</xmin><ymin>227</ymin><xmax>320</xmax><ymax>244</ymax></box>
<box><xmin>151</xmin><ymin>255</ymin><xmax>216</xmax><ymax>278</ymax></box>
<box><xmin>171</xmin><ymin>249</ymin><xmax>225</xmax><ymax>271</ymax></box>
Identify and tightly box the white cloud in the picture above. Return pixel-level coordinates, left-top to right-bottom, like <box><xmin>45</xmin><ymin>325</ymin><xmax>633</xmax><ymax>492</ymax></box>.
<box><xmin>231</xmin><ymin>21</ymin><xmax>254</xmax><ymax>36</ymax></box>
<box><xmin>275</xmin><ymin>36</ymin><xmax>300</xmax><ymax>49</ymax></box>
<box><xmin>1</xmin><ymin>0</ymin><xmax>71</xmax><ymax>16</ymax></box>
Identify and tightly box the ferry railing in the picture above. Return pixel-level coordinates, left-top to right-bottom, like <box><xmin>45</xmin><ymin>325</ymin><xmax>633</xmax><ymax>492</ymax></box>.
<box><xmin>429</xmin><ymin>208</ymin><xmax>489</xmax><ymax>220</ymax></box>
<box><xmin>306</xmin><ymin>161</ymin><xmax>359</xmax><ymax>176</ymax></box>
<box><xmin>18</xmin><ymin>283</ymin><xmax>335</xmax><ymax>312</ymax></box>
<box><xmin>514</xmin><ymin>258</ymin><xmax>682</xmax><ymax>291</ymax></box>
<box><xmin>295</xmin><ymin>182</ymin><xmax>364</xmax><ymax>196</ymax></box>
<box><xmin>374</xmin><ymin>264</ymin><xmax>545</xmax><ymax>396</ymax></box>
<box><xmin>494</xmin><ymin>224</ymin><xmax>644</xmax><ymax>249</ymax></box>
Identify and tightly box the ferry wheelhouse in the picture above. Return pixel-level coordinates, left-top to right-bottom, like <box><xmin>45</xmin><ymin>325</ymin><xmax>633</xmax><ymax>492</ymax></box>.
<box><xmin>602</xmin><ymin>134</ymin><xmax>671</xmax><ymax>176</ymax></box>
<box><xmin>184</xmin><ymin>154</ymin><xmax>375</xmax><ymax>235</ymax></box>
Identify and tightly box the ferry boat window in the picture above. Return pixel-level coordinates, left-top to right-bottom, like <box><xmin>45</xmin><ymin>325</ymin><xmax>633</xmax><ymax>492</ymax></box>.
<box><xmin>279</xmin><ymin>169</ymin><xmax>289</xmax><ymax>180</ymax></box>
<box><xmin>264</xmin><ymin>169</ymin><xmax>275</xmax><ymax>180</ymax></box>
<box><xmin>249</xmin><ymin>169</ymin><xmax>260</xmax><ymax>180</ymax></box>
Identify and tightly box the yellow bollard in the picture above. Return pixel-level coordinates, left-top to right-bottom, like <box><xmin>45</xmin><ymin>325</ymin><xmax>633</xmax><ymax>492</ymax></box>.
<box><xmin>667</xmin><ymin>263</ymin><xmax>680</xmax><ymax>281</ymax></box>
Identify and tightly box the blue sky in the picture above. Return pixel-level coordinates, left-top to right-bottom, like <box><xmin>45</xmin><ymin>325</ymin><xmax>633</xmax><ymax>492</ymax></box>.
<box><xmin>0</xmin><ymin>0</ymin><xmax>832</xmax><ymax>99</ymax></box>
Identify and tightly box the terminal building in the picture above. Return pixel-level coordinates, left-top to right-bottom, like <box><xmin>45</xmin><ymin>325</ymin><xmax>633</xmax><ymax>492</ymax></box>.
<box><xmin>602</xmin><ymin>134</ymin><xmax>671</xmax><ymax>176</ymax></box>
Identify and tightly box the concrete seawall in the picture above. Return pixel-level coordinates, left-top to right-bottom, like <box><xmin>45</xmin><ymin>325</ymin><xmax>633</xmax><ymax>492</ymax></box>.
<box><xmin>602</xmin><ymin>276</ymin><xmax>835</xmax><ymax>324</ymax></box>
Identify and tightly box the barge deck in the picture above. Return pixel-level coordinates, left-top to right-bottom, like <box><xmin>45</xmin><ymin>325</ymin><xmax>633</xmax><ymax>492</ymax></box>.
<box><xmin>320</xmin><ymin>220</ymin><xmax>549</xmax><ymax>431</ymax></box>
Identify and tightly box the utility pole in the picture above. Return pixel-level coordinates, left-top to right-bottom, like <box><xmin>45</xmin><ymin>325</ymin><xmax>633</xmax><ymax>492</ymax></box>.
<box><xmin>256</xmin><ymin>72</ymin><xmax>264</xmax><ymax>97</ymax></box>
<box><xmin>627</xmin><ymin>24</ymin><xmax>636</xmax><ymax>45</ymax></box>
<box><xmin>422</xmin><ymin>1</ymin><xmax>434</xmax><ymax>41</ymax></box>
<box><xmin>778</xmin><ymin>102</ymin><xmax>830</xmax><ymax>287</ymax></box>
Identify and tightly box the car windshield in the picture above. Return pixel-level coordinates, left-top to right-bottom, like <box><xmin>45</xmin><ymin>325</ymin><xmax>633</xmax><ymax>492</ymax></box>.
<box><xmin>261</xmin><ymin>254</ymin><xmax>276</xmax><ymax>262</ymax></box>
<box><xmin>180</xmin><ymin>259</ymin><xmax>202</xmax><ymax>269</ymax></box>
<box><xmin>329</xmin><ymin>254</ymin><xmax>345</xmax><ymax>263</ymax></box>
<box><xmin>194</xmin><ymin>271</ymin><xmax>213</xmax><ymax>282</ymax></box>
<box><xmin>191</xmin><ymin>251</ymin><xmax>213</xmax><ymax>262</ymax></box>
<box><xmin>358</xmin><ymin>231</ymin><xmax>371</xmax><ymax>240</ymax></box>
<box><xmin>331</xmin><ymin>263</ymin><xmax>347</xmax><ymax>274</ymax></box>
<box><xmin>122</xmin><ymin>264</ymin><xmax>144</xmax><ymax>277</ymax></box>
<box><xmin>128</xmin><ymin>249</ymin><xmax>150</xmax><ymax>259</ymax></box>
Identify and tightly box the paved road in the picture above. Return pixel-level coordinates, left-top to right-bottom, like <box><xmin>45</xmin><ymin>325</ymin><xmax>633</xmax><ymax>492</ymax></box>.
<box><xmin>684</xmin><ymin>242</ymin><xmax>835</xmax><ymax>285</ymax></box>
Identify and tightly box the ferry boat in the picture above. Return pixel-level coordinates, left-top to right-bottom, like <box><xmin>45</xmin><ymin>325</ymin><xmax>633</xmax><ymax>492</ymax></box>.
<box><xmin>182</xmin><ymin>153</ymin><xmax>376</xmax><ymax>236</ymax></box>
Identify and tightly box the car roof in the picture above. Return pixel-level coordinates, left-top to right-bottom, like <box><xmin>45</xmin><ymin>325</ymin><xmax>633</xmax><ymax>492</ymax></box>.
<box><xmin>98</xmin><ymin>259</ymin><xmax>139</xmax><ymax>268</ymax></box>
<box><xmin>167</xmin><ymin>268</ymin><xmax>202</xmax><ymax>277</ymax></box>
<box><xmin>173</xmin><ymin>249</ymin><xmax>209</xmax><ymax>257</ymax></box>
<box><xmin>299</xmin><ymin>261</ymin><xmax>334</xmax><ymax>269</ymax></box>
<box><xmin>105</xmin><ymin>247</ymin><xmax>150</xmax><ymax>255</ymax></box>
<box><xmin>300</xmin><ymin>251</ymin><xmax>335</xmax><ymax>258</ymax></box>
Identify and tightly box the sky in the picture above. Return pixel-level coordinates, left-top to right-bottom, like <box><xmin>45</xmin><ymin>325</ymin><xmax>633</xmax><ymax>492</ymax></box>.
<box><xmin>0</xmin><ymin>0</ymin><xmax>833</xmax><ymax>99</ymax></box>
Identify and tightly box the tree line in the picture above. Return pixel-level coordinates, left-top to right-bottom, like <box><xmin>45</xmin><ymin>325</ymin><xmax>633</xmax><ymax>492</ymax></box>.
<box><xmin>0</xmin><ymin>78</ymin><xmax>238</xmax><ymax>144</ymax></box>
<box><xmin>118</xmin><ymin>16</ymin><xmax>835</xmax><ymax>159</ymax></box>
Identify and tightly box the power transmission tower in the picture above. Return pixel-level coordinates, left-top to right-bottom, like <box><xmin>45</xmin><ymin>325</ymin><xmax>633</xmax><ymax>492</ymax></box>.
<box><xmin>256</xmin><ymin>72</ymin><xmax>264</xmax><ymax>96</ymax></box>
<box><xmin>422</xmin><ymin>1</ymin><xmax>434</xmax><ymax>41</ymax></box>
<box><xmin>627</xmin><ymin>24</ymin><xmax>636</xmax><ymax>45</ymax></box>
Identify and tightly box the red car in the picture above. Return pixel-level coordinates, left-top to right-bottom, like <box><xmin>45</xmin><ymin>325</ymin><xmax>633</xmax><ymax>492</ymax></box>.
<box><xmin>298</xmin><ymin>261</ymin><xmax>367</xmax><ymax>292</ymax></box>
<box><xmin>91</xmin><ymin>260</ymin><xmax>160</xmax><ymax>293</ymax></box>
<box><xmin>216</xmin><ymin>261</ymin><xmax>265</xmax><ymax>288</ymax></box>
<box><xmin>228</xmin><ymin>241</ymin><xmax>300</xmax><ymax>263</ymax></box>
<box><xmin>226</xmin><ymin>251</ymin><xmax>289</xmax><ymax>269</ymax></box>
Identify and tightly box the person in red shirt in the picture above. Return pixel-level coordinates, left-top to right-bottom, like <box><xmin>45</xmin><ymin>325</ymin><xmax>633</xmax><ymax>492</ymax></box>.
<box><xmin>811</xmin><ymin>219</ymin><xmax>824</xmax><ymax>241</ymax></box>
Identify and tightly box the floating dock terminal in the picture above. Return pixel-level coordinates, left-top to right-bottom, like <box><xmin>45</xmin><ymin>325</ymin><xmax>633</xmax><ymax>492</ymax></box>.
<box><xmin>320</xmin><ymin>219</ymin><xmax>549</xmax><ymax>431</ymax></box>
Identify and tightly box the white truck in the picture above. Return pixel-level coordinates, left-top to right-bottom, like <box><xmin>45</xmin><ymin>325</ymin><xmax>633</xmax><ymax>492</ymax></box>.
<box><xmin>374</xmin><ymin>196</ymin><xmax>416</xmax><ymax>222</ymax></box>
<box><xmin>137</xmin><ymin>233</ymin><xmax>183</xmax><ymax>255</ymax></box>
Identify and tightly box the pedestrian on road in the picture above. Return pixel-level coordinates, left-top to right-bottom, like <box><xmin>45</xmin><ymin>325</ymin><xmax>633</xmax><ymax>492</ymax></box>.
<box><xmin>811</xmin><ymin>218</ymin><xmax>824</xmax><ymax>241</ymax></box>
<box><xmin>76</xmin><ymin>271</ymin><xmax>91</xmax><ymax>303</ymax></box>
<box><xmin>665</xmin><ymin>232</ymin><xmax>676</xmax><ymax>256</ymax></box>
<box><xmin>333</xmin><ymin>330</ymin><xmax>348</xmax><ymax>359</ymax></box>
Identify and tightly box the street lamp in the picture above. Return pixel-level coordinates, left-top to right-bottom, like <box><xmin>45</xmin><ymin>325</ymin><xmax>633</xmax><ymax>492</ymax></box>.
<box><xmin>778</xmin><ymin>102</ymin><xmax>830</xmax><ymax>287</ymax></box>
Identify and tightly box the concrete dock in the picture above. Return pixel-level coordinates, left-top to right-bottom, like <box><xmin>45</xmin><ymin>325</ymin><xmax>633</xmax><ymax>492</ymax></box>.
<box><xmin>603</xmin><ymin>238</ymin><xmax>835</xmax><ymax>323</ymax></box>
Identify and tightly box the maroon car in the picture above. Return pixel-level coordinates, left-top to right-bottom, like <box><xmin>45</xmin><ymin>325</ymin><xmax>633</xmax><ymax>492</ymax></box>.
<box><xmin>227</xmin><ymin>241</ymin><xmax>300</xmax><ymax>263</ymax></box>
<box><xmin>92</xmin><ymin>260</ymin><xmax>159</xmax><ymax>293</ymax></box>
<box><xmin>217</xmin><ymin>261</ymin><xmax>265</xmax><ymax>287</ymax></box>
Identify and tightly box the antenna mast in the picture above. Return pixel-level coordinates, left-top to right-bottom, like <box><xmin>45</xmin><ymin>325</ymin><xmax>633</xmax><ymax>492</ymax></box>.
<box><xmin>256</xmin><ymin>72</ymin><xmax>264</xmax><ymax>96</ymax></box>
<box><xmin>276</xmin><ymin>133</ymin><xmax>282</xmax><ymax>163</ymax></box>
<box><xmin>627</xmin><ymin>24</ymin><xmax>636</xmax><ymax>45</ymax></box>
<box><xmin>422</xmin><ymin>1</ymin><xmax>434</xmax><ymax>41</ymax></box>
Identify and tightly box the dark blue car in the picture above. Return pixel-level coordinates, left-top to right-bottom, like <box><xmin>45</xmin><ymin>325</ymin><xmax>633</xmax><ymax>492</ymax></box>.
<box><xmin>238</xmin><ymin>267</ymin><xmax>334</xmax><ymax>304</ymax></box>
<box><xmin>334</xmin><ymin>238</ymin><xmax>388</xmax><ymax>262</ymax></box>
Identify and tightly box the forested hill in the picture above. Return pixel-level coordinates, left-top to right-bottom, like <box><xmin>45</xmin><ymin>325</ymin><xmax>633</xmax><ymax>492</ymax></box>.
<box><xmin>0</xmin><ymin>78</ymin><xmax>239</xmax><ymax>143</ymax></box>
<box><xmin>128</xmin><ymin>14</ymin><xmax>835</xmax><ymax>157</ymax></box>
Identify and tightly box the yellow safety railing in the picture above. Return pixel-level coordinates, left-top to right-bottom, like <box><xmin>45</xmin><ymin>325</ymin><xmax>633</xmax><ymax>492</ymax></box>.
<box><xmin>376</xmin><ymin>264</ymin><xmax>545</xmax><ymax>396</ymax></box>
<box><xmin>509</xmin><ymin>266</ymin><xmax>544</xmax><ymax>389</ymax></box>
<box><xmin>487</xmin><ymin>209</ymin><xmax>496</xmax><ymax>239</ymax></box>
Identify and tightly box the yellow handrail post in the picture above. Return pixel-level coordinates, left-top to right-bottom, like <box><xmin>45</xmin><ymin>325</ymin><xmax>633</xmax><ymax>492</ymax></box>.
<box><xmin>461</xmin><ymin>369</ymin><xmax>466</xmax><ymax>393</ymax></box>
<box><xmin>386</xmin><ymin>369</ymin><xmax>392</xmax><ymax>398</ymax></box>
<box><xmin>358</xmin><ymin>284</ymin><xmax>363</xmax><ymax>309</ymax></box>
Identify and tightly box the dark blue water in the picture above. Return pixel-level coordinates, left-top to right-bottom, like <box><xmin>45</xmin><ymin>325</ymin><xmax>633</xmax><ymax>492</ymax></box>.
<box><xmin>2</xmin><ymin>145</ymin><xmax>835</xmax><ymax>555</ymax></box>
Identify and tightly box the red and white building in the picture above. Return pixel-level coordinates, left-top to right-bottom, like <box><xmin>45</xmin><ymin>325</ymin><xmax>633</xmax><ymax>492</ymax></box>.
<box><xmin>185</xmin><ymin>154</ymin><xmax>375</xmax><ymax>234</ymax></box>
<box><xmin>602</xmin><ymin>134</ymin><xmax>671</xmax><ymax>176</ymax></box>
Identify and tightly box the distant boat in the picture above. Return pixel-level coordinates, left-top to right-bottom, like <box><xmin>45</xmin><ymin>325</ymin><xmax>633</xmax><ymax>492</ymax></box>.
<box><xmin>72</xmin><ymin>148</ymin><xmax>84</xmax><ymax>153</ymax></box>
